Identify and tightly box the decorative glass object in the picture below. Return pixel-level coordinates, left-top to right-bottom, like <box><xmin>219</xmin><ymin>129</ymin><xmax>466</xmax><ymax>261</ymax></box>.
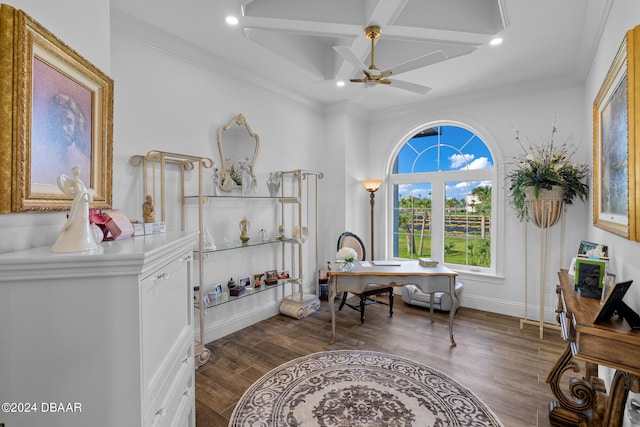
<box><xmin>336</xmin><ymin>247</ymin><xmax>358</xmax><ymax>272</ymax></box>
<box><xmin>340</xmin><ymin>261</ymin><xmax>355</xmax><ymax>272</ymax></box>
<box><xmin>267</xmin><ymin>171</ymin><xmax>281</xmax><ymax>197</ymax></box>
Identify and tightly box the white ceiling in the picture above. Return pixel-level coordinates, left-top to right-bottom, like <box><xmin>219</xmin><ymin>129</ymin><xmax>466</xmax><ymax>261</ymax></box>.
<box><xmin>109</xmin><ymin>0</ymin><xmax>607</xmax><ymax>112</ymax></box>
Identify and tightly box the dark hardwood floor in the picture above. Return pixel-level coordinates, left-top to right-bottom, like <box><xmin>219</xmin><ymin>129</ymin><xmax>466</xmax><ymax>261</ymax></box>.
<box><xmin>195</xmin><ymin>296</ymin><xmax>568</xmax><ymax>426</ymax></box>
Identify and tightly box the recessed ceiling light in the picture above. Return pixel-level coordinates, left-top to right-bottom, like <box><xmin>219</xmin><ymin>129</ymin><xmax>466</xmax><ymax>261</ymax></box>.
<box><xmin>336</xmin><ymin>80</ymin><xmax>346</xmax><ymax>87</ymax></box>
<box><xmin>489</xmin><ymin>37</ymin><xmax>503</xmax><ymax>46</ymax></box>
<box><xmin>225</xmin><ymin>15</ymin><xmax>239</xmax><ymax>26</ymax></box>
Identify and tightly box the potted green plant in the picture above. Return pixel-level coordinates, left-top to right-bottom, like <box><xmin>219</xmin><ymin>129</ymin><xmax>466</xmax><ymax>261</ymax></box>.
<box><xmin>506</xmin><ymin>119</ymin><xmax>589</xmax><ymax>226</ymax></box>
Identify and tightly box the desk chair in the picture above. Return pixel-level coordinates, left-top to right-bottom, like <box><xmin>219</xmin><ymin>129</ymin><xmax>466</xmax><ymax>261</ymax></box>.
<box><xmin>337</xmin><ymin>231</ymin><xmax>393</xmax><ymax>323</ymax></box>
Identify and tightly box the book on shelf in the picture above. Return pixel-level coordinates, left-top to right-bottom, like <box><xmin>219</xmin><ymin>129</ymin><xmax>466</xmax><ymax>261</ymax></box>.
<box><xmin>419</xmin><ymin>258</ymin><xmax>438</xmax><ymax>267</ymax></box>
<box><xmin>576</xmin><ymin>253</ymin><xmax>609</xmax><ymax>261</ymax></box>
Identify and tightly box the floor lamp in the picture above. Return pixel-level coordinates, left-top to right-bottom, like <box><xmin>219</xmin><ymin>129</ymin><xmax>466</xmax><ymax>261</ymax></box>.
<box><xmin>360</xmin><ymin>179</ymin><xmax>383</xmax><ymax>260</ymax></box>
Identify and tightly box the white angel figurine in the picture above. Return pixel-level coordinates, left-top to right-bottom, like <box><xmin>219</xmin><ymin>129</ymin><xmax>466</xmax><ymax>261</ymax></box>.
<box><xmin>51</xmin><ymin>167</ymin><xmax>98</xmax><ymax>252</ymax></box>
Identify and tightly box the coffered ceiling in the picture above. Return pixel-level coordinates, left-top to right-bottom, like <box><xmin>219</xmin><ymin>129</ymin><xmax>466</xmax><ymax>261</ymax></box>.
<box><xmin>110</xmin><ymin>0</ymin><xmax>608</xmax><ymax>111</ymax></box>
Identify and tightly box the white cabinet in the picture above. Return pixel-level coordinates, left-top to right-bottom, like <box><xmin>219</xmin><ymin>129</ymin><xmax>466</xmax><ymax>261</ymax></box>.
<box><xmin>0</xmin><ymin>231</ymin><xmax>198</xmax><ymax>427</ymax></box>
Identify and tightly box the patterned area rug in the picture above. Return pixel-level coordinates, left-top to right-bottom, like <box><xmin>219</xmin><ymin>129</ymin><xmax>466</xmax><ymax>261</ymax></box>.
<box><xmin>229</xmin><ymin>350</ymin><xmax>503</xmax><ymax>426</ymax></box>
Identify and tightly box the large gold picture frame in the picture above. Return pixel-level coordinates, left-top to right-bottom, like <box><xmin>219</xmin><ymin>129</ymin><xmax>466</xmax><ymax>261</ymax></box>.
<box><xmin>0</xmin><ymin>4</ymin><xmax>113</xmax><ymax>212</ymax></box>
<box><xmin>593</xmin><ymin>25</ymin><xmax>639</xmax><ymax>241</ymax></box>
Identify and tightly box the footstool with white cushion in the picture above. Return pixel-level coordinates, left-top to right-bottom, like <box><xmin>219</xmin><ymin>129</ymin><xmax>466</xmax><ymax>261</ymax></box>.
<box><xmin>399</xmin><ymin>278</ymin><xmax>464</xmax><ymax>313</ymax></box>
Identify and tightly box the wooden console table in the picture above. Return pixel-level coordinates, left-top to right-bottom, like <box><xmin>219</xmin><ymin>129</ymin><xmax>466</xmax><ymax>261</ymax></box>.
<box><xmin>547</xmin><ymin>269</ymin><xmax>640</xmax><ymax>426</ymax></box>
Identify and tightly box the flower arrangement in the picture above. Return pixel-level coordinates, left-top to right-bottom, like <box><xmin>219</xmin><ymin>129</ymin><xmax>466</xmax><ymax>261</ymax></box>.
<box><xmin>89</xmin><ymin>208</ymin><xmax>110</xmax><ymax>241</ymax></box>
<box><xmin>336</xmin><ymin>247</ymin><xmax>358</xmax><ymax>263</ymax></box>
<box><xmin>506</xmin><ymin>119</ymin><xmax>589</xmax><ymax>222</ymax></box>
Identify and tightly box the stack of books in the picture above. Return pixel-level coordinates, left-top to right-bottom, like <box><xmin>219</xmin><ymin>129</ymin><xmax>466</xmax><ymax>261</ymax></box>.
<box><xmin>418</xmin><ymin>258</ymin><xmax>438</xmax><ymax>267</ymax></box>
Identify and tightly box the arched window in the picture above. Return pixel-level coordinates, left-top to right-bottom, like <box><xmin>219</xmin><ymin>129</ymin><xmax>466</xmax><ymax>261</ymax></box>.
<box><xmin>388</xmin><ymin>123</ymin><xmax>496</xmax><ymax>273</ymax></box>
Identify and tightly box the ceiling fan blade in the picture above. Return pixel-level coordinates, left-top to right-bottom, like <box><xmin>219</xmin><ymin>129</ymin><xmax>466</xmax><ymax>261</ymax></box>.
<box><xmin>350</xmin><ymin>78</ymin><xmax>365</xmax><ymax>83</ymax></box>
<box><xmin>384</xmin><ymin>50</ymin><xmax>448</xmax><ymax>76</ymax></box>
<box><xmin>388</xmin><ymin>79</ymin><xmax>432</xmax><ymax>95</ymax></box>
<box><xmin>333</xmin><ymin>46</ymin><xmax>368</xmax><ymax>71</ymax></box>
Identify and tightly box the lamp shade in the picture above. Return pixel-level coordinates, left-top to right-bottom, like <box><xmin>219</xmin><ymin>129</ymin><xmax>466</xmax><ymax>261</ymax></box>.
<box><xmin>360</xmin><ymin>179</ymin><xmax>383</xmax><ymax>192</ymax></box>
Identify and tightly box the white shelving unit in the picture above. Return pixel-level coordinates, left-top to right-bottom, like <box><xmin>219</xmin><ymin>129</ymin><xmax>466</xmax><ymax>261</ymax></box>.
<box><xmin>131</xmin><ymin>154</ymin><xmax>323</xmax><ymax>364</ymax></box>
<box><xmin>130</xmin><ymin>151</ymin><xmax>214</xmax><ymax>368</ymax></box>
<box><xmin>278</xmin><ymin>169</ymin><xmax>323</xmax><ymax>318</ymax></box>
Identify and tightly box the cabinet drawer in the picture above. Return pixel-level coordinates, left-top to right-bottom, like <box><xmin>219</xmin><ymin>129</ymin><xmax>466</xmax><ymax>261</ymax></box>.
<box><xmin>144</xmin><ymin>343</ymin><xmax>194</xmax><ymax>427</ymax></box>
<box><xmin>141</xmin><ymin>251</ymin><xmax>193</xmax><ymax>405</ymax></box>
<box><xmin>168</xmin><ymin>378</ymin><xmax>195</xmax><ymax>427</ymax></box>
<box><xmin>145</xmin><ymin>333</ymin><xmax>193</xmax><ymax>414</ymax></box>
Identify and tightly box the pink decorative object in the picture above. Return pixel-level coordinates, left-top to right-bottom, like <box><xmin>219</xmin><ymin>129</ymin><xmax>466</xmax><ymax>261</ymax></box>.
<box><xmin>104</xmin><ymin>210</ymin><xmax>134</xmax><ymax>240</ymax></box>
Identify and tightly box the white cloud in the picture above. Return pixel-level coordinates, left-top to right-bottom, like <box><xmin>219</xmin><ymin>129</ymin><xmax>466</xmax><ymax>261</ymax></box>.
<box><xmin>449</xmin><ymin>153</ymin><xmax>474</xmax><ymax>168</ymax></box>
<box><xmin>467</xmin><ymin>157</ymin><xmax>492</xmax><ymax>169</ymax></box>
<box><xmin>449</xmin><ymin>155</ymin><xmax>493</xmax><ymax>170</ymax></box>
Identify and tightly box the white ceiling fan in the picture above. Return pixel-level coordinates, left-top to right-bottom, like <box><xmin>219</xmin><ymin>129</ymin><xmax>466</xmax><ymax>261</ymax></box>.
<box><xmin>334</xmin><ymin>25</ymin><xmax>448</xmax><ymax>95</ymax></box>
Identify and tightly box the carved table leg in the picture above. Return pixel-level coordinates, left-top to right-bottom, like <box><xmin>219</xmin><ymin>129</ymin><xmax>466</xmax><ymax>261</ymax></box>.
<box><xmin>546</xmin><ymin>344</ymin><xmax>640</xmax><ymax>426</ymax></box>
<box><xmin>546</xmin><ymin>344</ymin><xmax>596</xmax><ymax>426</ymax></box>
<box><xmin>601</xmin><ymin>371</ymin><xmax>640</xmax><ymax>426</ymax></box>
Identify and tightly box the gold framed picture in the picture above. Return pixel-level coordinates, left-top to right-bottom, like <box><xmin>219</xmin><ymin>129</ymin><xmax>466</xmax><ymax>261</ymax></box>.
<box><xmin>592</xmin><ymin>25</ymin><xmax>639</xmax><ymax>240</ymax></box>
<box><xmin>0</xmin><ymin>5</ymin><xmax>113</xmax><ymax>212</ymax></box>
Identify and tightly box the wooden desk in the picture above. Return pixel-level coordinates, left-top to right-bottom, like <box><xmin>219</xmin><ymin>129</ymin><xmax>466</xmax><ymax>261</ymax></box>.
<box><xmin>547</xmin><ymin>269</ymin><xmax>640</xmax><ymax>426</ymax></box>
<box><xmin>329</xmin><ymin>260</ymin><xmax>458</xmax><ymax>346</ymax></box>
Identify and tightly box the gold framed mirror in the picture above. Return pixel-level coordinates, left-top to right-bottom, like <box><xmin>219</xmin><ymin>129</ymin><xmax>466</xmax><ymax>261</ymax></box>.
<box><xmin>217</xmin><ymin>113</ymin><xmax>259</xmax><ymax>193</ymax></box>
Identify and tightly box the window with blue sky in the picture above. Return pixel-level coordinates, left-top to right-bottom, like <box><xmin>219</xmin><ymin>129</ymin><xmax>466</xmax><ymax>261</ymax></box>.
<box><xmin>390</xmin><ymin>124</ymin><xmax>495</xmax><ymax>271</ymax></box>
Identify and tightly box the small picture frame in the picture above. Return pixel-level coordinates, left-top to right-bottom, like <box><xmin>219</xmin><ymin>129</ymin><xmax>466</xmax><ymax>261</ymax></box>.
<box><xmin>238</xmin><ymin>276</ymin><xmax>251</xmax><ymax>288</ymax></box>
<box><xmin>213</xmin><ymin>283</ymin><xmax>223</xmax><ymax>295</ymax></box>
<box><xmin>569</xmin><ymin>257</ymin><xmax>577</xmax><ymax>276</ymax></box>
<box><xmin>278</xmin><ymin>270</ymin><xmax>290</xmax><ymax>279</ymax></box>
<box><xmin>253</xmin><ymin>273</ymin><xmax>265</xmax><ymax>287</ymax></box>
<box><xmin>574</xmin><ymin>258</ymin><xmax>607</xmax><ymax>298</ymax></box>
<box><xmin>265</xmin><ymin>269</ymin><xmax>278</xmax><ymax>285</ymax></box>
<box><xmin>593</xmin><ymin>280</ymin><xmax>640</xmax><ymax>329</ymax></box>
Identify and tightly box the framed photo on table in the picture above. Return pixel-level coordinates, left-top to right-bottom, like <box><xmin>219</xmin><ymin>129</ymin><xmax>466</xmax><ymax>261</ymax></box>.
<box><xmin>574</xmin><ymin>258</ymin><xmax>607</xmax><ymax>299</ymax></box>
<box><xmin>592</xmin><ymin>25</ymin><xmax>640</xmax><ymax>240</ymax></box>
<box><xmin>0</xmin><ymin>5</ymin><xmax>113</xmax><ymax>212</ymax></box>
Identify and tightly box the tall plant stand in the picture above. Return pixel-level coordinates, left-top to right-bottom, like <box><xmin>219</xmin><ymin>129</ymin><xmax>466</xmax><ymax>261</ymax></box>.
<box><xmin>520</xmin><ymin>187</ymin><xmax>565</xmax><ymax>339</ymax></box>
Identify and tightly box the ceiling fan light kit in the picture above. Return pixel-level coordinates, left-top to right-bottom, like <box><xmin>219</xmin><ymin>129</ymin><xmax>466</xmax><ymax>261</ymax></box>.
<box><xmin>334</xmin><ymin>25</ymin><xmax>438</xmax><ymax>95</ymax></box>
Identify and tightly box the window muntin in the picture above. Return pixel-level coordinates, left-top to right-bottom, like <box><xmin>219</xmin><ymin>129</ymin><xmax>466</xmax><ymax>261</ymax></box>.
<box><xmin>390</xmin><ymin>124</ymin><xmax>495</xmax><ymax>272</ymax></box>
<box><xmin>394</xmin><ymin>126</ymin><xmax>493</xmax><ymax>174</ymax></box>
